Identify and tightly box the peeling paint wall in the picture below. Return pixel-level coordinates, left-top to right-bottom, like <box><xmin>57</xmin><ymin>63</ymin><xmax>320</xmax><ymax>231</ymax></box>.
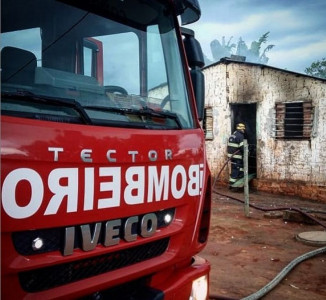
<box><xmin>204</xmin><ymin>61</ymin><xmax>326</xmax><ymax>202</ymax></box>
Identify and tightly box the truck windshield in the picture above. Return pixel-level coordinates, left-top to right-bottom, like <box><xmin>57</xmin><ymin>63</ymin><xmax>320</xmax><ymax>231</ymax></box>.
<box><xmin>1</xmin><ymin>0</ymin><xmax>194</xmax><ymax>129</ymax></box>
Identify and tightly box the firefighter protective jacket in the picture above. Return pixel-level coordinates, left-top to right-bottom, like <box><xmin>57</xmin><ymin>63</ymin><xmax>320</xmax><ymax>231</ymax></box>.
<box><xmin>227</xmin><ymin>130</ymin><xmax>244</xmax><ymax>160</ymax></box>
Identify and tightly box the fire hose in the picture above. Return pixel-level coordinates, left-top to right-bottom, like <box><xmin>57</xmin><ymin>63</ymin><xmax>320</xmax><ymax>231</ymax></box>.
<box><xmin>209</xmin><ymin>246</ymin><xmax>326</xmax><ymax>300</ymax></box>
<box><xmin>208</xmin><ymin>156</ymin><xmax>326</xmax><ymax>300</ymax></box>
<box><xmin>212</xmin><ymin>152</ymin><xmax>326</xmax><ymax>229</ymax></box>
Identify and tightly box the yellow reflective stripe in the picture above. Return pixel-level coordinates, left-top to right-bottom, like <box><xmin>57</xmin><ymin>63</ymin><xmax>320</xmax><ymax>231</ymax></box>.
<box><xmin>227</xmin><ymin>153</ymin><xmax>242</xmax><ymax>159</ymax></box>
<box><xmin>239</xmin><ymin>142</ymin><xmax>244</xmax><ymax>147</ymax></box>
<box><xmin>229</xmin><ymin>178</ymin><xmax>237</xmax><ymax>183</ymax></box>
<box><xmin>228</xmin><ymin>142</ymin><xmax>240</xmax><ymax>148</ymax></box>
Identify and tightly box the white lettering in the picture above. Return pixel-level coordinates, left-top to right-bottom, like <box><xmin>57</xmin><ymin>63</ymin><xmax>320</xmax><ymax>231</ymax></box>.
<box><xmin>48</xmin><ymin>147</ymin><xmax>64</xmax><ymax>161</ymax></box>
<box><xmin>2</xmin><ymin>162</ymin><xmax>204</xmax><ymax>219</ymax></box>
<box><xmin>124</xmin><ymin>166</ymin><xmax>144</xmax><ymax>205</ymax></box>
<box><xmin>148</xmin><ymin>150</ymin><xmax>157</xmax><ymax>161</ymax></box>
<box><xmin>106</xmin><ymin>150</ymin><xmax>117</xmax><ymax>162</ymax></box>
<box><xmin>45</xmin><ymin>168</ymin><xmax>78</xmax><ymax>215</ymax></box>
<box><xmin>84</xmin><ymin>168</ymin><xmax>94</xmax><ymax>210</ymax></box>
<box><xmin>147</xmin><ymin>166</ymin><xmax>169</xmax><ymax>202</ymax></box>
<box><xmin>171</xmin><ymin>165</ymin><xmax>187</xmax><ymax>199</ymax></box>
<box><xmin>165</xmin><ymin>149</ymin><xmax>172</xmax><ymax>160</ymax></box>
<box><xmin>128</xmin><ymin>150</ymin><xmax>138</xmax><ymax>162</ymax></box>
<box><xmin>188</xmin><ymin>165</ymin><xmax>200</xmax><ymax>196</ymax></box>
<box><xmin>47</xmin><ymin>148</ymin><xmax>173</xmax><ymax>163</ymax></box>
<box><xmin>2</xmin><ymin>168</ymin><xmax>43</xmax><ymax>219</ymax></box>
<box><xmin>81</xmin><ymin>149</ymin><xmax>93</xmax><ymax>163</ymax></box>
<box><xmin>98</xmin><ymin>167</ymin><xmax>121</xmax><ymax>208</ymax></box>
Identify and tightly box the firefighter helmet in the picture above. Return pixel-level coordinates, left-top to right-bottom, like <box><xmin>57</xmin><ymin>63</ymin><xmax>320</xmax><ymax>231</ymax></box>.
<box><xmin>236</xmin><ymin>123</ymin><xmax>246</xmax><ymax>130</ymax></box>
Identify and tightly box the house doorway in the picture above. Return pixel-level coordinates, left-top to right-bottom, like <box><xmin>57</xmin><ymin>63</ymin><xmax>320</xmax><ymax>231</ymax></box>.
<box><xmin>230</xmin><ymin>103</ymin><xmax>257</xmax><ymax>176</ymax></box>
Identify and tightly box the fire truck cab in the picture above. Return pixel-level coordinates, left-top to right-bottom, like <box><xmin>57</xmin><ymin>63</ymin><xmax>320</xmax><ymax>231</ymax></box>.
<box><xmin>1</xmin><ymin>0</ymin><xmax>211</xmax><ymax>299</ymax></box>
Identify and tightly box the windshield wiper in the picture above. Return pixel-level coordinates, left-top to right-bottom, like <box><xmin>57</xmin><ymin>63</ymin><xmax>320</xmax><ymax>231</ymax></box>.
<box><xmin>138</xmin><ymin>106</ymin><xmax>182</xmax><ymax>128</ymax></box>
<box><xmin>2</xmin><ymin>90</ymin><xmax>92</xmax><ymax>125</ymax></box>
<box><xmin>84</xmin><ymin>105</ymin><xmax>182</xmax><ymax>129</ymax></box>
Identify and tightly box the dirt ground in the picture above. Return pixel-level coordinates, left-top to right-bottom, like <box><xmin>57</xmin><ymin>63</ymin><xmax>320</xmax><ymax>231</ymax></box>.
<box><xmin>203</xmin><ymin>187</ymin><xmax>326</xmax><ymax>300</ymax></box>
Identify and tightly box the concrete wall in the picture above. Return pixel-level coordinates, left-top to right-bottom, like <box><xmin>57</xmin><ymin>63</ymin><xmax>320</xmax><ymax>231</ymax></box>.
<box><xmin>203</xmin><ymin>60</ymin><xmax>326</xmax><ymax>202</ymax></box>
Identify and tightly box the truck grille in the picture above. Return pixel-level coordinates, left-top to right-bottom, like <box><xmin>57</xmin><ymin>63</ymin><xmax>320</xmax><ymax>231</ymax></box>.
<box><xmin>19</xmin><ymin>238</ymin><xmax>169</xmax><ymax>293</ymax></box>
<box><xmin>12</xmin><ymin>208</ymin><xmax>175</xmax><ymax>255</ymax></box>
<box><xmin>81</xmin><ymin>277</ymin><xmax>164</xmax><ymax>300</ymax></box>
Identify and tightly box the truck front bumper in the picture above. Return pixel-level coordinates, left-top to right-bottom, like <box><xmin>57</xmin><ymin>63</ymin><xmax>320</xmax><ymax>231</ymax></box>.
<box><xmin>84</xmin><ymin>255</ymin><xmax>210</xmax><ymax>300</ymax></box>
<box><xmin>157</xmin><ymin>255</ymin><xmax>210</xmax><ymax>300</ymax></box>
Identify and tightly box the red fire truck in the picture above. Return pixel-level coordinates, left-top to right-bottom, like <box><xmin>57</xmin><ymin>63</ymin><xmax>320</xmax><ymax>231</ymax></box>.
<box><xmin>1</xmin><ymin>0</ymin><xmax>211</xmax><ymax>299</ymax></box>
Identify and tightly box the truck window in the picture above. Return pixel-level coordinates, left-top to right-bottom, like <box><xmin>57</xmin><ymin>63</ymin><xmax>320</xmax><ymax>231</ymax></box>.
<box><xmin>1</xmin><ymin>0</ymin><xmax>194</xmax><ymax>129</ymax></box>
<box><xmin>83</xmin><ymin>46</ymin><xmax>93</xmax><ymax>77</ymax></box>
<box><xmin>147</xmin><ymin>25</ymin><xmax>168</xmax><ymax>92</ymax></box>
<box><xmin>1</xmin><ymin>28</ymin><xmax>42</xmax><ymax>66</ymax></box>
<box><xmin>91</xmin><ymin>33</ymin><xmax>139</xmax><ymax>95</ymax></box>
<box><xmin>83</xmin><ymin>40</ymin><xmax>97</xmax><ymax>78</ymax></box>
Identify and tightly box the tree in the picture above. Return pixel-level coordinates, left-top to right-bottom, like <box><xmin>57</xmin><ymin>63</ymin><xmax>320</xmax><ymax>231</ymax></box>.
<box><xmin>236</xmin><ymin>32</ymin><xmax>274</xmax><ymax>64</ymax></box>
<box><xmin>305</xmin><ymin>58</ymin><xmax>326</xmax><ymax>79</ymax></box>
<box><xmin>210</xmin><ymin>36</ymin><xmax>236</xmax><ymax>61</ymax></box>
<box><xmin>209</xmin><ymin>32</ymin><xmax>274</xmax><ymax>65</ymax></box>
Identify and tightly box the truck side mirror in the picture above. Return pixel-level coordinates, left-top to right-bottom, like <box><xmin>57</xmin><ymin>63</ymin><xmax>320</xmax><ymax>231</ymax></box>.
<box><xmin>181</xmin><ymin>27</ymin><xmax>205</xmax><ymax>121</ymax></box>
<box><xmin>174</xmin><ymin>0</ymin><xmax>201</xmax><ymax>25</ymax></box>
<box><xmin>190</xmin><ymin>69</ymin><xmax>205</xmax><ymax>121</ymax></box>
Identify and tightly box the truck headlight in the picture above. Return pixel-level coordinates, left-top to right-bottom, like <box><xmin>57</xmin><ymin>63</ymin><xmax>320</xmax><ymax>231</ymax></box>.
<box><xmin>190</xmin><ymin>275</ymin><xmax>208</xmax><ymax>300</ymax></box>
<box><xmin>32</xmin><ymin>237</ymin><xmax>44</xmax><ymax>251</ymax></box>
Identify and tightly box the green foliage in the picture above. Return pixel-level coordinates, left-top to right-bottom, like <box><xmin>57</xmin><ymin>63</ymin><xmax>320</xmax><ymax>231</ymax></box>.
<box><xmin>209</xmin><ymin>32</ymin><xmax>274</xmax><ymax>64</ymax></box>
<box><xmin>305</xmin><ymin>58</ymin><xmax>326</xmax><ymax>79</ymax></box>
<box><xmin>210</xmin><ymin>36</ymin><xmax>236</xmax><ymax>61</ymax></box>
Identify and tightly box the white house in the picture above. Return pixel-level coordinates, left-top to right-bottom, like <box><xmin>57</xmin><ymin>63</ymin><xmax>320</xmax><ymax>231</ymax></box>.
<box><xmin>203</xmin><ymin>58</ymin><xmax>326</xmax><ymax>202</ymax></box>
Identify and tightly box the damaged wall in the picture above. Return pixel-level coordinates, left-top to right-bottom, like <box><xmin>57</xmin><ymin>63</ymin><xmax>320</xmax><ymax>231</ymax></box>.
<box><xmin>203</xmin><ymin>60</ymin><xmax>326</xmax><ymax>202</ymax></box>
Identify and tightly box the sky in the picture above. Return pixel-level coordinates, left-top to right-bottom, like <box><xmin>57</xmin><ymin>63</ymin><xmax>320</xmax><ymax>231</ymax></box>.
<box><xmin>186</xmin><ymin>0</ymin><xmax>326</xmax><ymax>74</ymax></box>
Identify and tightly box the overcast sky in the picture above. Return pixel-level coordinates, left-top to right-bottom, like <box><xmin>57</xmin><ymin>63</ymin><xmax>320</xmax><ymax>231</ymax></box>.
<box><xmin>186</xmin><ymin>0</ymin><xmax>326</xmax><ymax>74</ymax></box>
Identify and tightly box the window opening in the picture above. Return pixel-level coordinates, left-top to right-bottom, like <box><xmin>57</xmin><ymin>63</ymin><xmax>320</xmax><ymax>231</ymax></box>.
<box><xmin>204</xmin><ymin>107</ymin><xmax>213</xmax><ymax>140</ymax></box>
<box><xmin>275</xmin><ymin>102</ymin><xmax>313</xmax><ymax>140</ymax></box>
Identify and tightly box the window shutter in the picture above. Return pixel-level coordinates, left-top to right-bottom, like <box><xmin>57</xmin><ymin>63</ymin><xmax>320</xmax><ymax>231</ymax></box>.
<box><xmin>204</xmin><ymin>107</ymin><xmax>214</xmax><ymax>140</ymax></box>
<box><xmin>274</xmin><ymin>101</ymin><xmax>313</xmax><ymax>140</ymax></box>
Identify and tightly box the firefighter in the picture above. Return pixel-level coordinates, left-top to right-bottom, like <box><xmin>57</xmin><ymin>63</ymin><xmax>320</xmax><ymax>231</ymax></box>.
<box><xmin>227</xmin><ymin>123</ymin><xmax>246</xmax><ymax>188</ymax></box>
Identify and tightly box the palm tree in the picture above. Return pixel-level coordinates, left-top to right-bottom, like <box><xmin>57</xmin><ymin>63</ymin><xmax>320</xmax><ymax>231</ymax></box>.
<box><xmin>209</xmin><ymin>32</ymin><xmax>274</xmax><ymax>64</ymax></box>
<box><xmin>236</xmin><ymin>32</ymin><xmax>274</xmax><ymax>63</ymax></box>
<box><xmin>210</xmin><ymin>36</ymin><xmax>236</xmax><ymax>61</ymax></box>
